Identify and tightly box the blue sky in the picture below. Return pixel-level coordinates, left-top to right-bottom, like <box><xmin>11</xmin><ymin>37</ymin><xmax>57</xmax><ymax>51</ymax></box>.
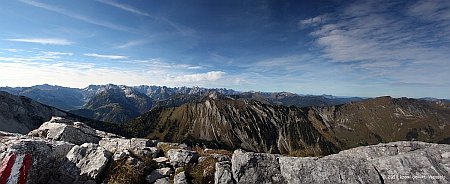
<box><xmin>0</xmin><ymin>0</ymin><xmax>449</xmax><ymax>98</ymax></box>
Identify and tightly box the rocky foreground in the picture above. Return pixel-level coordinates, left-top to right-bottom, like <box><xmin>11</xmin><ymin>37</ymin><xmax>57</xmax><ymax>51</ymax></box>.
<box><xmin>0</xmin><ymin>117</ymin><xmax>449</xmax><ymax>184</ymax></box>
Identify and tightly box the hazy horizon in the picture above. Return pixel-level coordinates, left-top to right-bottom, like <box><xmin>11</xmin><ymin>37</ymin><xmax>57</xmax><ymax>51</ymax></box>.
<box><xmin>2</xmin><ymin>83</ymin><xmax>449</xmax><ymax>100</ymax></box>
<box><xmin>1</xmin><ymin>0</ymin><xmax>449</xmax><ymax>99</ymax></box>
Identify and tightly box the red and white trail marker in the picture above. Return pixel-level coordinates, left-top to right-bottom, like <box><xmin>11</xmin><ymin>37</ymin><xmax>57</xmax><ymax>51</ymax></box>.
<box><xmin>0</xmin><ymin>153</ymin><xmax>32</xmax><ymax>184</ymax></box>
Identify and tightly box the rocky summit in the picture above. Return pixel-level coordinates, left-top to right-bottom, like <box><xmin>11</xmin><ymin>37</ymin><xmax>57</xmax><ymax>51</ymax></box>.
<box><xmin>0</xmin><ymin>117</ymin><xmax>449</xmax><ymax>184</ymax></box>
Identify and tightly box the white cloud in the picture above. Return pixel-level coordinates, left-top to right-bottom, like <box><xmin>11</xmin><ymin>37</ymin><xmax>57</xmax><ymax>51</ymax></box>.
<box><xmin>42</xmin><ymin>51</ymin><xmax>73</xmax><ymax>56</ymax></box>
<box><xmin>304</xmin><ymin>0</ymin><xmax>450</xmax><ymax>87</ymax></box>
<box><xmin>298</xmin><ymin>15</ymin><xmax>327</xmax><ymax>28</ymax></box>
<box><xmin>120</xmin><ymin>59</ymin><xmax>205</xmax><ymax>71</ymax></box>
<box><xmin>0</xmin><ymin>61</ymin><xmax>152</xmax><ymax>88</ymax></box>
<box><xmin>0</xmin><ymin>52</ymin><xmax>229</xmax><ymax>89</ymax></box>
<box><xmin>2</xmin><ymin>48</ymin><xmax>21</xmax><ymax>52</ymax></box>
<box><xmin>5</xmin><ymin>38</ymin><xmax>73</xmax><ymax>45</ymax></box>
<box><xmin>169</xmin><ymin>71</ymin><xmax>226</xmax><ymax>83</ymax></box>
<box><xmin>84</xmin><ymin>53</ymin><xmax>128</xmax><ymax>59</ymax></box>
<box><xmin>187</xmin><ymin>66</ymin><xmax>203</xmax><ymax>70</ymax></box>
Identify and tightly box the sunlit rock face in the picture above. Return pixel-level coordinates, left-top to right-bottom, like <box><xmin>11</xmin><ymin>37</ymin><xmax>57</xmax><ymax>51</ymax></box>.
<box><xmin>126</xmin><ymin>96</ymin><xmax>450</xmax><ymax>156</ymax></box>
<box><xmin>230</xmin><ymin>142</ymin><xmax>450</xmax><ymax>184</ymax></box>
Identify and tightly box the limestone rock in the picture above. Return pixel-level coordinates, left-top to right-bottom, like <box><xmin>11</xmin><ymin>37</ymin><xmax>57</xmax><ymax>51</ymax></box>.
<box><xmin>229</xmin><ymin>142</ymin><xmax>450</xmax><ymax>184</ymax></box>
<box><xmin>131</xmin><ymin>138</ymin><xmax>159</xmax><ymax>148</ymax></box>
<box><xmin>56</xmin><ymin>143</ymin><xmax>111</xmax><ymax>183</ymax></box>
<box><xmin>146</xmin><ymin>168</ymin><xmax>173</xmax><ymax>183</ymax></box>
<box><xmin>278</xmin><ymin>157</ymin><xmax>380</xmax><ymax>184</ymax></box>
<box><xmin>28</xmin><ymin>117</ymin><xmax>121</xmax><ymax>145</ymax></box>
<box><xmin>231</xmin><ymin>149</ymin><xmax>285</xmax><ymax>184</ymax></box>
<box><xmin>112</xmin><ymin>149</ymin><xmax>130</xmax><ymax>161</ymax></box>
<box><xmin>215</xmin><ymin>161</ymin><xmax>234</xmax><ymax>184</ymax></box>
<box><xmin>0</xmin><ymin>131</ymin><xmax>74</xmax><ymax>184</ymax></box>
<box><xmin>154</xmin><ymin>177</ymin><xmax>170</xmax><ymax>184</ymax></box>
<box><xmin>99</xmin><ymin>137</ymin><xmax>159</xmax><ymax>158</ymax></box>
<box><xmin>133</xmin><ymin>146</ymin><xmax>160</xmax><ymax>158</ymax></box>
<box><xmin>167</xmin><ymin>149</ymin><xmax>199</xmax><ymax>167</ymax></box>
<box><xmin>158</xmin><ymin>167</ymin><xmax>174</xmax><ymax>176</ymax></box>
<box><xmin>154</xmin><ymin>157</ymin><xmax>169</xmax><ymax>163</ymax></box>
<box><xmin>174</xmin><ymin>171</ymin><xmax>189</xmax><ymax>184</ymax></box>
<box><xmin>369</xmin><ymin>142</ymin><xmax>450</xmax><ymax>184</ymax></box>
<box><xmin>98</xmin><ymin>138</ymin><xmax>131</xmax><ymax>153</ymax></box>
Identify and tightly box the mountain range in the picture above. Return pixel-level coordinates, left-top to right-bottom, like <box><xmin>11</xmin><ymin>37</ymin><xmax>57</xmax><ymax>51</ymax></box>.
<box><xmin>1</xmin><ymin>84</ymin><xmax>363</xmax><ymax>123</ymax></box>
<box><xmin>0</xmin><ymin>84</ymin><xmax>449</xmax><ymax>157</ymax></box>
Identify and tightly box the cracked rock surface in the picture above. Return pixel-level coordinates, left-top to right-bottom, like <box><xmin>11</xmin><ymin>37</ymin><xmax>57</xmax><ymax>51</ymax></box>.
<box><xmin>227</xmin><ymin>141</ymin><xmax>450</xmax><ymax>184</ymax></box>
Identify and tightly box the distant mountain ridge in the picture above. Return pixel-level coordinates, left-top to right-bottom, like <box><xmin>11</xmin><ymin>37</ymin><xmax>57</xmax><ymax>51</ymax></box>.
<box><xmin>0</xmin><ymin>90</ymin><xmax>449</xmax><ymax>157</ymax></box>
<box><xmin>1</xmin><ymin>84</ymin><xmax>366</xmax><ymax>123</ymax></box>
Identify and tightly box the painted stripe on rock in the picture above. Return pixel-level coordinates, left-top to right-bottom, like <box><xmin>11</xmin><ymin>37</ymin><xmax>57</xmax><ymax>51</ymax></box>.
<box><xmin>6</xmin><ymin>154</ymin><xmax>24</xmax><ymax>184</ymax></box>
<box><xmin>18</xmin><ymin>154</ymin><xmax>31</xmax><ymax>184</ymax></box>
<box><xmin>0</xmin><ymin>153</ymin><xmax>16</xmax><ymax>184</ymax></box>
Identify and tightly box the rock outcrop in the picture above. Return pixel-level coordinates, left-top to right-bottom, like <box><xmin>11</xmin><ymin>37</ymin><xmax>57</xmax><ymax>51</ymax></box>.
<box><xmin>146</xmin><ymin>168</ymin><xmax>171</xmax><ymax>183</ymax></box>
<box><xmin>0</xmin><ymin>131</ymin><xmax>75</xmax><ymax>184</ymax></box>
<box><xmin>227</xmin><ymin>141</ymin><xmax>450</xmax><ymax>184</ymax></box>
<box><xmin>0</xmin><ymin>118</ymin><xmax>162</xmax><ymax>184</ymax></box>
<box><xmin>28</xmin><ymin>117</ymin><xmax>121</xmax><ymax>145</ymax></box>
<box><xmin>167</xmin><ymin>149</ymin><xmax>199</xmax><ymax>167</ymax></box>
<box><xmin>55</xmin><ymin>143</ymin><xmax>111</xmax><ymax>183</ymax></box>
<box><xmin>215</xmin><ymin>161</ymin><xmax>234</xmax><ymax>184</ymax></box>
<box><xmin>173</xmin><ymin>171</ymin><xmax>188</xmax><ymax>184</ymax></box>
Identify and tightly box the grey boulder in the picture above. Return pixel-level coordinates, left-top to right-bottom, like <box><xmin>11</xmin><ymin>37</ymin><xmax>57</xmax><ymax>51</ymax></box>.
<box><xmin>215</xmin><ymin>161</ymin><xmax>234</xmax><ymax>184</ymax></box>
<box><xmin>0</xmin><ymin>131</ymin><xmax>75</xmax><ymax>184</ymax></box>
<box><xmin>146</xmin><ymin>168</ymin><xmax>173</xmax><ymax>183</ymax></box>
<box><xmin>174</xmin><ymin>171</ymin><xmax>189</xmax><ymax>184</ymax></box>
<box><xmin>28</xmin><ymin>117</ymin><xmax>120</xmax><ymax>145</ymax></box>
<box><xmin>55</xmin><ymin>143</ymin><xmax>111</xmax><ymax>183</ymax></box>
<box><xmin>167</xmin><ymin>149</ymin><xmax>199</xmax><ymax>167</ymax></box>
<box><xmin>229</xmin><ymin>141</ymin><xmax>450</xmax><ymax>184</ymax></box>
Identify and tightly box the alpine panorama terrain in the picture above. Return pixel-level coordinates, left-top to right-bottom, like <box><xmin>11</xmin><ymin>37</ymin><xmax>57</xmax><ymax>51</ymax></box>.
<box><xmin>1</xmin><ymin>0</ymin><xmax>450</xmax><ymax>183</ymax></box>
<box><xmin>0</xmin><ymin>85</ymin><xmax>449</xmax><ymax>183</ymax></box>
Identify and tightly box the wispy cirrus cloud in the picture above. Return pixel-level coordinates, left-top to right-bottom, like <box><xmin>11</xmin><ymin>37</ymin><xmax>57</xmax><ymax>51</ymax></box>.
<box><xmin>0</xmin><ymin>50</ymin><xmax>74</xmax><ymax>62</ymax></box>
<box><xmin>114</xmin><ymin>40</ymin><xmax>146</xmax><ymax>49</ymax></box>
<box><xmin>19</xmin><ymin>0</ymin><xmax>134</xmax><ymax>33</ymax></box>
<box><xmin>42</xmin><ymin>51</ymin><xmax>73</xmax><ymax>56</ymax></box>
<box><xmin>119</xmin><ymin>59</ymin><xmax>204</xmax><ymax>71</ymax></box>
<box><xmin>96</xmin><ymin>0</ymin><xmax>196</xmax><ymax>36</ymax></box>
<box><xmin>84</xmin><ymin>53</ymin><xmax>128</xmax><ymax>59</ymax></box>
<box><xmin>299</xmin><ymin>0</ymin><xmax>450</xmax><ymax>87</ymax></box>
<box><xmin>5</xmin><ymin>38</ymin><xmax>73</xmax><ymax>45</ymax></box>
<box><xmin>2</xmin><ymin>48</ymin><xmax>22</xmax><ymax>52</ymax></box>
<box><xmin>96</xmin><ymin>0</ymin><xmax>151</xmax><ymax>17</ymax></box>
